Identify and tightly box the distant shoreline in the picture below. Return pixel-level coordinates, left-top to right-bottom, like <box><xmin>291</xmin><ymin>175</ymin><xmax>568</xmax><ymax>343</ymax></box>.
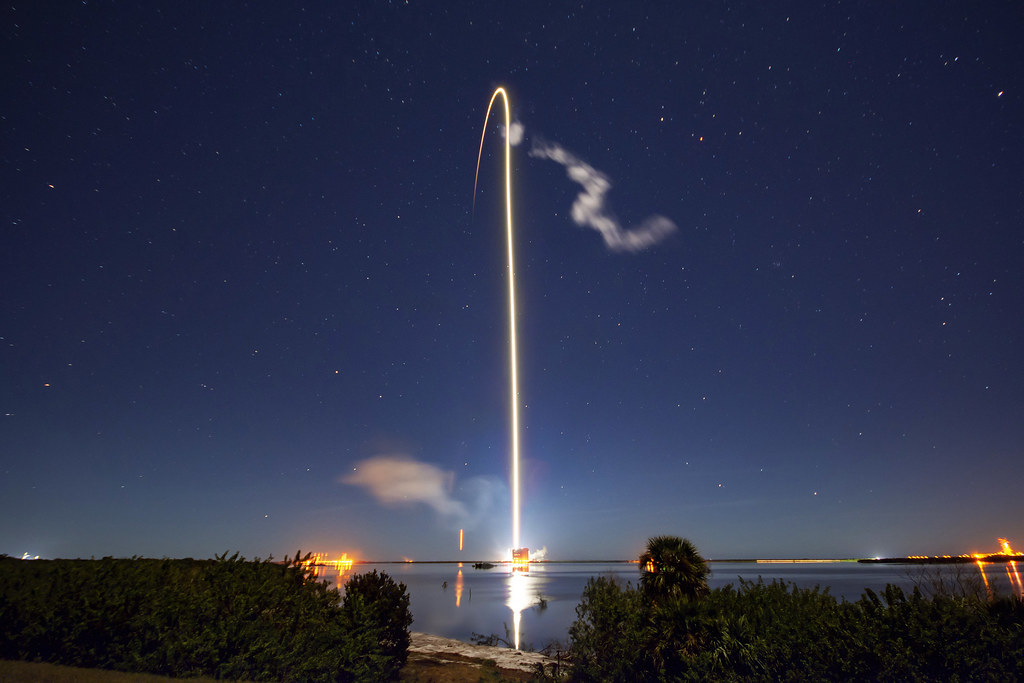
<box><xmin>859</xmin><ymin>555</ymin><xmax>1024</xmax><ymax>565</ymax></box>
<box><xmin>346</xmin><ymin>556</ymin><xmax>1024</xmax><ymax>565</ymax></box>
<box><xmin>349</xmin><ymin>558</ymin><xmax>861</xmax><ymax>565</ymax></box>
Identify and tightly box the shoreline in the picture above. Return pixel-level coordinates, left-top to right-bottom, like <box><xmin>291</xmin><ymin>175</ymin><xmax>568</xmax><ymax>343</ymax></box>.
<box><xmin>859</xmin><ymin>554</ymin><xmax>1024</xmax><ymax>565</ymax></box>
<box><xmin>351</xmin><ymin>558</ymin><xmax>861</xmax><ymax>565</ymax></box>
<box><xmin>409</xmin><ymin>632</ymin><xmax>562</xmax><ymax>675</ymax></box>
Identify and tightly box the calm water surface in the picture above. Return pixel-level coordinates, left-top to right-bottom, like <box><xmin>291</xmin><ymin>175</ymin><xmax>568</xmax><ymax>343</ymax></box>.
<box><xmin>323</xmin><ymin>560</ymin><xmax>1021</xmax><ymax>648</ymax></box>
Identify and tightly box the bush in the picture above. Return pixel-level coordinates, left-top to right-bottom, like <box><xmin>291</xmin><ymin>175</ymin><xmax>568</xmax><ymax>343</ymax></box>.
<box><xmin>338</xmin><ymin>570</ymin><xmax>412</xmax><ymax>681</ymax></box>
<box><xmin>567</xmin><ymin>576</ymin><xmax>1024</xmax><ymax>681</ymax></box>
<box><xmin>0</xmin><ymin>553</ymin><xmax>412</xmax><ymax>682</ymax></box>
<box><xmin>568</xmin><ymin>575</ymin><xmax>652</xmax><ymax>682</ymax></box>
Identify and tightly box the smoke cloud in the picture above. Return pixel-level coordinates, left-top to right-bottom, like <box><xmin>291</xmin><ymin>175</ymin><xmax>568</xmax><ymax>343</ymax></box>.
<box><xmin>343</xmin><ymin>455</ymin><xmax>466</xmax><ymax>518</ymax></box>
<box><xmin>529</xmin><ymin>137</ymin><xmax>678</xmax><ymax>252</ymax></box>
<box><xmin>507</xmin><ymin>121</ymin><xmax>525</xmax><ymax>147</ymax></box>
<box><xmin>342</xmin><ymin>454</ymin><xmax>506</xmax><ymax>532</ymax></box>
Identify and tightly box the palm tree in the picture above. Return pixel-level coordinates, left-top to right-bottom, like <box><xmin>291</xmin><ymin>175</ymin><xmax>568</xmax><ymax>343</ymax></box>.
<box><xmin>639</xmin><ymin>535</ymin><xmax>710</xmax><ymax>600</ymax></box>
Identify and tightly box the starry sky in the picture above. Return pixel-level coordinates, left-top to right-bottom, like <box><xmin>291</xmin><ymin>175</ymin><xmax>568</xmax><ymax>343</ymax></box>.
<box><xmin>3</xmin><ymin>2</ymin><xmax>1022</xmax><ymax>562</ymax></box>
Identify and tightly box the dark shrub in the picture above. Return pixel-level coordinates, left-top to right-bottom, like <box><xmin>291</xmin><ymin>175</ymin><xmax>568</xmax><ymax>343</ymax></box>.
<box><xmin>338</xmin><ymin>569</ymin><xmax>412</xmax><ymax>682</ymax></box>
<box><xmin>568</xmin><ymin>575</ymin><xmax>653</xmax><ymax>682</ymax></box>
<box><xmin>567</xmin><ymin>573</ymin><xmax>1024</xmax><ymax>681</ymax></box>
<box><xmin>0</xmin><ymin>554</ymin><xmax>412</xmax><ymax>682</ymax></box>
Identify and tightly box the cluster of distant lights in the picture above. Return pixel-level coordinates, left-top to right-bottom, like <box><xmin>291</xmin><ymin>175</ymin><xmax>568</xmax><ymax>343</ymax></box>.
<box><xmin>907</xmin><ymin>538</ymin><xmax>1020</xmax><ymax>561</ymax></box>
<box><xmin>298</xmin><ymin>552</ymin><xmax>353</xmax><ymax>579</ymax></box>
<box><xmin>907</xmin><ymin>554</ymin><xmax>1007</xmax><ymax>560</ymax></box>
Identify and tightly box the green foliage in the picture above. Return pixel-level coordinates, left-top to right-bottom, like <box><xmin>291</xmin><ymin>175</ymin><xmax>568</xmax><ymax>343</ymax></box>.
<box><xmin>337</xmin><ymin>570</ymin><xmax>412</xmax><ymax>681</ymax></box>
<box><xmin>638</xmin><ymin>536</ymin><xmax>710</xmax><ymax>602</ymax></box>
<box><xmin>0</xmin><ymin>553</ymin><xmax>412</xmax><ymax>682</ymax></box>
<box><xmin>568</xmin><ymin>576</ymin><xmax>653</xmax><ymax>682</ymax></box>
<box><xmin>568</xmin><ymin>575</ymin><xmax>1024</xmax><ymax>681</ymax></box>
<box><xmin>568</xmin><ymin>537</ymin><xmax>1024</xmax><ymax>681</ymax></box>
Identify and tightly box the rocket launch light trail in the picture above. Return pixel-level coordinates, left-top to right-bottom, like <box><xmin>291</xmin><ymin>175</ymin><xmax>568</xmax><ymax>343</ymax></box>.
<box><xmin>474</xmin><ymin>87</ymin><xmax>521</xmax><ymax>556</ymax></box>
<box><xmin>475</xmin><ymin>89</ymin><xmax>532</xmax><ymax>648</ymax></box>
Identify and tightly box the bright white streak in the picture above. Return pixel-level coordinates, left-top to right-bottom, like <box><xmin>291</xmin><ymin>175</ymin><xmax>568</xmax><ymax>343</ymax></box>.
<box><xmin>475</xmin><ymin>87</ymin><xmax>521</xmax><ymax>553</ymax></box>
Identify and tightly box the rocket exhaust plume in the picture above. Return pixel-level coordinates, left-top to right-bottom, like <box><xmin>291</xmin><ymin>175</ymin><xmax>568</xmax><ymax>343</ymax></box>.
<box><xmin>474</xmin><ymin>87</ymin><xmax>522</xmax><ymax>556</ymax></box>
<box><xmin>342</xmin><ymin>455</ymin><xmax>466</xmax><ymax>517</ymax></box>
<box><xmin>528</xmin><ymin>138</ymin><xmax>678</xmax><ymax>252</ymax></box>
<box><xmin>481</xmin><ymin>114</ymin><xmax>677</xmax><ymax>253</ymax></box>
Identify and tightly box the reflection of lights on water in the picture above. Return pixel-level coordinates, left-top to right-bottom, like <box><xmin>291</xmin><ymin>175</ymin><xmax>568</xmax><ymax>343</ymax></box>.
<box><xmin>971</xmin><ymin>538</ymin><xmax>1024</xmax><ymax>599</ymax></box>
<box><xmin>455</xmin><ymin>567</ymin><xmax>464</xmax><ymax>607</ymax></box>
<box><xmin>506</xmin><ymin>571</ymin><xmax>535</xmax><ymax>650</ymax></box>
<box><xmin>505</xmin><ymin>563</ymin><xmax>549</xmax><ymax>650</ymax></box>
<box><xmin>976</xmin><ymin>560</ymin><xmax>993</xmax><ymax>597</ymax></box>
<box><xmin>1008</xmin><ymin>561</ymin><xmax>1023</xmax><ymax>597</ymax></box>
<box><xmin>975</xmin><ymin>559</ymin><xmax>1024</xmax><ymax>599</ymax></box>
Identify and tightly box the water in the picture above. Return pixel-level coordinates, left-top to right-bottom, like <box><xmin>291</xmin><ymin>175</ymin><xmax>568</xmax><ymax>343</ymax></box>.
<box><xmin>320</xmin><ymin>560</ymin><xmax>1023</xmax><ymax>648</ymax></box>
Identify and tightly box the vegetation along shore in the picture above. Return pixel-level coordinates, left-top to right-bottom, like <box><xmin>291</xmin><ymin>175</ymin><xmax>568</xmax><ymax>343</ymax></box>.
<box><xmin>3</xmin><ymin>538</ymin><xmax>1023</xmax><ymax>681</ymax></box>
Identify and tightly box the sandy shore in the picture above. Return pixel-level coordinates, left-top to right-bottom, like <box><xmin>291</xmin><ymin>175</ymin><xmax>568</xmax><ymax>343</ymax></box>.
<box><xmin>409</xmin><ymin>632</ymin><xmax>562</xmax><ymax>674</ymax></box>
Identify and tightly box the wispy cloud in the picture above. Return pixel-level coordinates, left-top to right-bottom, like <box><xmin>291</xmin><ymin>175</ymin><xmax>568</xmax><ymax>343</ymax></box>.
<box><xmin>529</xmin><ymin>137</ymin><xmax>678</xmax><ymax>252</ymax></box>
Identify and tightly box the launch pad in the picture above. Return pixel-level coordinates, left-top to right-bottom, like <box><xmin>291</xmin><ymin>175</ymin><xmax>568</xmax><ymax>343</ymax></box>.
<box><xmin>512</xmin><ymin>547</ymin><xmax>530</xmax><ymax>571</ymax></box>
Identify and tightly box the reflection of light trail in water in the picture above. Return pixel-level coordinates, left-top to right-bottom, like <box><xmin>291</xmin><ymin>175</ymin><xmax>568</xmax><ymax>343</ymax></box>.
<box><xmin>506</xmin><ymin>568</ymin><xmax>547</xmax><ymax>650</ymax></box>
<box><xmin>1008</xmin><ymin>561</ymin><xmax>1023</xmax><ymax>597</ymax></box>
<box><xmin>975</xmin><ymin>559</ymin><xmax>1024</xmax><ymax>600</ymax></box>
<box><xmin>455</xmin><ymin>565</ymin><xmax>464</xmax><ymax>607</ymax></box>
<box><xmin>474</xmin><ymin>87</ymin><xmax>521</xmax><ymax>555</ymax></box>
<box><xmin>507</xmin><ymin>572</ymin><xmax>528</xmax><ymax>650</ymax></box>
<box><xmin>976</xmin><ymin>560</ymin><xmax>992</xmax><ymax>598</ymax></box>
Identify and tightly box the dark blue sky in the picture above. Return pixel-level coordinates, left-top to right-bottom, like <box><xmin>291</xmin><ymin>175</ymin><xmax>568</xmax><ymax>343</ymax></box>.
<box><xmin>3</xmin><ymin>2</ymin><xmax>1022</xmax><ymax>561</ymax></box>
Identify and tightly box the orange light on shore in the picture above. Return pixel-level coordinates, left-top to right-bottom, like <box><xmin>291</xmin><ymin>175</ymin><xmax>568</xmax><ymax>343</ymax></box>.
<box><xmin>511</xmin><ymin>547</ymin><xmax>530</xmax><ymax>572</ymax></box>
<box><xmin>969</xmin><ymin>538</ymin><xmax>1024</xmax><ymax>600</ymax></box>
<box><xmin>969</xmin><ymin>538</ymin><xmax>1021</xmax><ymax>560</ymax></box>
<box><xmin>928</xmin><ymin>538</ymin><xmax>1024</xmax><ymax>563</ymax></box>
<box><xmin>299</xmin><ymin>553</ymin><xmax>354</xmax><ymax>579</ymax></box>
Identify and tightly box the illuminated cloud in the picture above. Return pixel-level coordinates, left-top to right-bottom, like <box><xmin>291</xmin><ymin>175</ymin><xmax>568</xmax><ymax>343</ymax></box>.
<box><xmin>343</xmin><ymin>455</ymin><xmax>466</xmax><ymax>518</ymax></box>
<box><xmin>529</xmin><ymin>137</ymin><xmax>678</xmax><ymax>252</ymax></box>
<box><xmin>506</xmin><ymin>120</ymin><xmax>524</xmax><ymax>146</ymax></box>
<box><xmin>342</xmin><ymin>455</ymin><xmax>506</xmax><ymax>533</ymax></box>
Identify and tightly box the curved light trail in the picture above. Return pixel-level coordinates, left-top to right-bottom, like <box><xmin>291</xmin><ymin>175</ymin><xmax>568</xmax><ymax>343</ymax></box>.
<box><xmin>474</xmin><ymin>87</ymin><xmax>521</xmax><ymax>556</ymax></box>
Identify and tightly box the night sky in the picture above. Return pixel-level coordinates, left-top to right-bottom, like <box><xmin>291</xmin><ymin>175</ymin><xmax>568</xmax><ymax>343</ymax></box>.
<box><xmin>3</xmin><ymin>2</ymin><xmax>1022</xmax><ymax>562</ymax></box>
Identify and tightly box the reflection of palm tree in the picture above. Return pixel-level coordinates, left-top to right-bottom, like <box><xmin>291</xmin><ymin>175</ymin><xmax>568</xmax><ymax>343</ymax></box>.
<box><xmin>639</xmin><ymin>535</ymin><xmax>709</xmax><ymax>600</ymax></box>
